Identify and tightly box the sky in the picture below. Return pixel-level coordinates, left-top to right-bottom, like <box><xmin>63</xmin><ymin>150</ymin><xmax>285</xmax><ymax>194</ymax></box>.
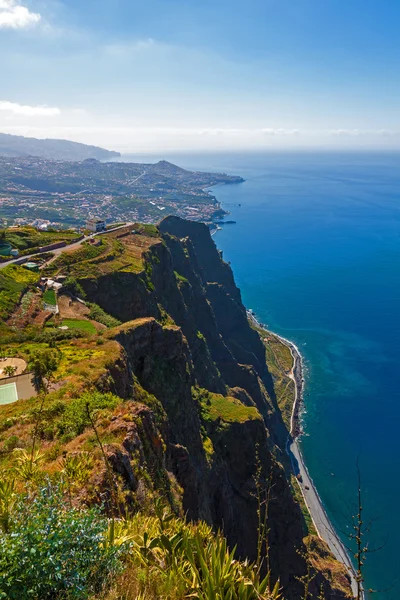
<box><xmin>1</xmin><ymin>0</ymin><xmax>400</xmax><ymax>152</ymax></box>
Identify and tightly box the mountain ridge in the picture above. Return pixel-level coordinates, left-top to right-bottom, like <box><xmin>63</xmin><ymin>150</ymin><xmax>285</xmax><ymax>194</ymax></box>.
<box><xmin>0</xmin><ymin>132</ymin><xmax>120</xmax><ymax>161</ymax></box>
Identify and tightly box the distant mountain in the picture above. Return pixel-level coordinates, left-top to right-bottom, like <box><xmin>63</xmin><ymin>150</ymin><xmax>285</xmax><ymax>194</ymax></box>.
<box><xmin>0</xmin><ymin>132</ymin><xmax>120</xmax><ymax>161</ymax></box>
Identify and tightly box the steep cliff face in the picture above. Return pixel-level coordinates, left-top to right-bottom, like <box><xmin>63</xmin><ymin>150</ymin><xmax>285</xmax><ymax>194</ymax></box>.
<box><xmin>76</xmin><ymin>217</ymin><xmax>351</xmax><ymax>599</ymax></box>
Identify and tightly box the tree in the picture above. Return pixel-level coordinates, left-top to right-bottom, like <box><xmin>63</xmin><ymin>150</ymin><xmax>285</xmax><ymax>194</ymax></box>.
<box><xmin>3</xmin><ymin>365</ymin><xmax>17</xmax><ymax>378</ymax></box>
<box><xmin>28</xmin><ymin>348</ymin><xmax>60</xmax><ymax>392</ymax></box>
<box><xmin>63</xmin><ymin>276</ymin><xmax>86</xmax><ymax>299</ymax></box>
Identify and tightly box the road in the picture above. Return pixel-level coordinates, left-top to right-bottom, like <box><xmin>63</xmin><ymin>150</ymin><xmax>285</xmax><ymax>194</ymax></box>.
<box><xmin>247</xmin><ymin>313</ymin><xmax>360</xmax><ymax>598</ymax></box>
<box><xmin>288</xmin><ymin>439</ymin><xmax>358</xmax><ymax>597</ymax></box>
<box><xmin>280</xmin><ymin>335</ymin><xmax>360</xmax><ymax>599</ymax></box>
<box><xmin>126</xmin><ymin>170</ymin><xmax>146</xmax><ymax>186</ymax></box>
<box><xmin>0</xmin><ymin>223</ymin><xmax>132</xmax><ymax>271</ymax></box>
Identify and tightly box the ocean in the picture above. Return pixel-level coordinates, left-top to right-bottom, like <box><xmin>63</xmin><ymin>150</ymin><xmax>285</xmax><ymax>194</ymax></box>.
<box><xmin>122</xmin><ymin>150</ymin><xmax>400</xmax><ymax>598</ymax></box>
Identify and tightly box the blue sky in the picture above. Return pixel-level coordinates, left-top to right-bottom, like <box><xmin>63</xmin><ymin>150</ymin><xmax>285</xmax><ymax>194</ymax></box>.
<box><xmin>1</xmin><ymin>0</ymin><xmax>399</xmax><ymax>151</ymax></box>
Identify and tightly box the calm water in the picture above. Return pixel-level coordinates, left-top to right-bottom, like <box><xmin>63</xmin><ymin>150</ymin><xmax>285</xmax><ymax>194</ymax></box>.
<box><xmin>123</xmin><ymin>151</ymin><xmax>400</xmax><ymax>598</ymax></box>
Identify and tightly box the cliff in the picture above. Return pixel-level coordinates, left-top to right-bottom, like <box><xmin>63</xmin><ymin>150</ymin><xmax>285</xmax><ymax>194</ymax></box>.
<box><xmin>68</xmin><ymin>217</ymin><xmax>350</xmax><ymax>599</ymax></box>
<box><xmin>0</xmin><ymin>218</ymin><xmax>352</xmax><ymax>599</ymax></box>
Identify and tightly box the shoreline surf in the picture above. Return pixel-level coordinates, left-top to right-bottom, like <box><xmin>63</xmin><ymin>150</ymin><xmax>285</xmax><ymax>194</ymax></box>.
<box><xmin>246</xmin><ymin>310</ymin><xmax>360</xmax><ymax>598</ymax></box>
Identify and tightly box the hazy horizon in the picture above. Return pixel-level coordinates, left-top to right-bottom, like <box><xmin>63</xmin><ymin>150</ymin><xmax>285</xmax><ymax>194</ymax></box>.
<box><xmin>1</xmin><ymin>0</ymin><xmax>400</xmax><ymax>153</ymax></box>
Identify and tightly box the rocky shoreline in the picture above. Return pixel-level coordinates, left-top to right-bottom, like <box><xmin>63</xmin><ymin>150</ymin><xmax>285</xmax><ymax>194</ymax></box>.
<box><xmin>246</xmin><ymin>310</ymin><xmax>360</xmax><ymax>598</ymax></box>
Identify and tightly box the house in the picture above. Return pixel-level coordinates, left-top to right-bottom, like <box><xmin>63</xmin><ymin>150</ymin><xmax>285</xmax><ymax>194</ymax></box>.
<box><xmin>86</xmin><ymin>218</ymin><xmax>106</xmax><ymax>233</ymax></box>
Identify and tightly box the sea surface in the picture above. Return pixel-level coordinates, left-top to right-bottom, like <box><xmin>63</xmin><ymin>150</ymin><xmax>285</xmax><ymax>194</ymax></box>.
<box><xmin>122</xmin><ymin>150</ymin><xmax>400</xmax><ymax>598</ymax></box>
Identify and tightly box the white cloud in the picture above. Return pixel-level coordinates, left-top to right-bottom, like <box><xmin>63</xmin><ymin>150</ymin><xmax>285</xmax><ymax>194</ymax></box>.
<box><xmin>0</xmin><ymin>100</ymin><xmax>60</xmax><ymax>116</ymax></box>
<box><xmin>0</xmin><ymin>0</ymin><xmax>40</xmax><ymax>29</ymax></box>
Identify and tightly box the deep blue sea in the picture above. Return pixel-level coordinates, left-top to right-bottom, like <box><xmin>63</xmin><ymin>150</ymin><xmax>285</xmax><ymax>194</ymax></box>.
<box><xmin>123</xmin><ymin>151</ymin><xmax>400</xmax><ymax>598</ymax></box>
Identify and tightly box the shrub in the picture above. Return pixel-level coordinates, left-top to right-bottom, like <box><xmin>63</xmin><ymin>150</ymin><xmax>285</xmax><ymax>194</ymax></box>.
<box><xmin>2</xmin><ymin>436</ymin><xmax>22</xmax><ymax>452</ymax></box>
<box><xmin>57</xmin><ymin>391</ymin><xmax>120</xmax><ymax>437</ymax></box>
<box><xmin>87</xmin><ymin>303</ymin><xmax>121</xmax><ymax>328</ymax></box>
<box><xmin>101</xmin><ymin>509</ymin><xmax>280</xmax><ymax>600</ymax></box>
<box><xmin>28</xmin><ymin>347</ymin><xmax>60</xmax><ymax>390</ymax></box>
<box><xmin>63</xmin><ymin>276</ymin><xmax>86</xmax><ymax>299</ymax></box>
<box><xmin>0</xmin><ymin>483</ymin><xmax>123</xmax><ymax>599</ymax></box>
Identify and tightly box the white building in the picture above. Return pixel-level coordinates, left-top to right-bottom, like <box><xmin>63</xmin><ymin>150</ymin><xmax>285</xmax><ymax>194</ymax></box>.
<box><xmin>86</xmin><ymin>218</ymin><xmax>106</xmax><ymax>233</ymax></box>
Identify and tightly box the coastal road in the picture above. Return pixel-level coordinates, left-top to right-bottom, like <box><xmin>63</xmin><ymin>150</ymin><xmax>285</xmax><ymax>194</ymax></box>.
<box><xmin>280</xmin><ymin>335</ymin><xmax>360</xmax><ymax>598</ymax></box>
<box><xmin>288</xmin><ymin>439</ymin><xmax>358</xmax><ymax>597</ymax></box>
<box><xmin>247</xmin><ymin>311</ymin><xmax>360</xmax><ymax>598</ymax></box>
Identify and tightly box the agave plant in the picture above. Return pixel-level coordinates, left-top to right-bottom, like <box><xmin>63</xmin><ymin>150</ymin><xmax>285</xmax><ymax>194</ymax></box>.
<box><xmin>184</xmin><ymin>532</ymin><xmax>281</xmax><ymax>600</ymax></box>
<box><xmin>59</xmin><ymin>451</ymin><xmax>94</xmax><ymax>485</ymax></box>
<box><xmin>0</xmin><ymin>474</ymin><xmax>16</xmax><ymax>533</ymax></box>
<box><xmin>13</xmin><ymin>448</ymin><xmax>44</xmax><ymax>483</ymax></box>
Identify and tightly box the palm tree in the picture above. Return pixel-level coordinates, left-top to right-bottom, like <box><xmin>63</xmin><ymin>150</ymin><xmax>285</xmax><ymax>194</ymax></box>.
<box><xmin>3</xmin><ymin>365</ymin><xmax>17</xmax><ymax>378</ymax></box>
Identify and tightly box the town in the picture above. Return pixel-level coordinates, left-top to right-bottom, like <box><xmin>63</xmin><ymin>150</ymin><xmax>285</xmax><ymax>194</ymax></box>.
<box><xmin>0</xmin><ymin>156</ymin><xmax>243</xmax><ymax>230</ymax></box>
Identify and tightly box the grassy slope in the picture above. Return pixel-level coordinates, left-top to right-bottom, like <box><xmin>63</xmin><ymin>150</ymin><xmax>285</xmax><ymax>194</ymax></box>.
<box><xmin>5</xmin><ymin>226</ymin><xmax>78</xmax><ymax>255</ymax></box>
<box><xmin>0</xmin><ymin>264</ymin><xmax>38</xmax><ymax>321</ymax></box>
<box><xmin>60</xmin><ymin>319</ymin><xmax>97</xmax><ymax>333</ymax></box>
<box><xmin>199</xmin><ymin>389</ymin><xmax>261</xmax><ymax>424</ymax></box>
<box><xmin>44</xmin><ymin>227</ymin><xmax>158</xmax><ymax>280</ymax></box>
<box><xmin>252</xmin><ymin>324</ymin><xmax>295</xmax><ymax>430</ymax></box>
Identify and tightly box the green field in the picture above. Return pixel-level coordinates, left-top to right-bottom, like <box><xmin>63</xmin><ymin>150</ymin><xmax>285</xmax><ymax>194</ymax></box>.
<box><xmin>60</xmin><ymin>319</ymin><xmax>97</xmax><ymax>334</ymax></box>
<box><xmin>43</xmin><ymin>289</ymin><xmax>57</xmax><ymax>306</ymax></box>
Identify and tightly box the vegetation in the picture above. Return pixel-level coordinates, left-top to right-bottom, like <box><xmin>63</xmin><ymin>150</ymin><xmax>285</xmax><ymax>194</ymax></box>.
<box><xmin>99</xmin><ymin>509</ymin><xmax>281</xmax><ymax>600</ymax></box>
<box><xmin>174</xmin><ymin>270</ymin><xmax>189</xmax><ymax>285</ymax></box>
<box><xmin>251</xmin><ymin>323</ymin><xmax>294</xmax><ymax>431</ymax></box>
<box><xmin>0</xmin><ymin>472</ymin><xmax>283</xmax><ymax>600</ymax></box>
<box><xmin>290</xmin><ymin>474</ymin><xmax>317</xmax><ymax>536</ymax></box>
<box><xmin>49</xmin><ymin>240</ymin><xmax>106</xmax><ymax>269</ymax></box>
<box><xmin>28</xmin><ymin>347</ymin><xmax>60</xmax><ymax>391</ymax></box>
<box><xmin>2</xmin><ymin>365</ymin><xmax>17</xmax><ymax>378</ymax></box>
<box><xmin>0</xmin><ymin>224</ymin><xmax>356</xmax><ymax>600</ymax></box>
<box><xmin>57</xmin><ymin>391</ymin><xmax>120</xmax><ymax>438</ymax></box>
<box><xmin>42</xmin><ymin>288</ymin><xmax>57</xmax><ymax>306</ymax></box>
<box><xmin>60</xmin><ymin>319</ymin><xmax>97</xmax><ymax>334</ymax></box>
<box><xmin>0</xmin><ymin>483</ymin><xmax>123</xmax><ymax>599</ymax></box>
<box><xmin>0</xmin><ymin>265</ymin><xmax>38</xmax><ymax>321</ymax></box>
<box><xmin>63</xmin><ymin>276</ymin><xmax>86</xmax><ymax>298</ymax></box>
<box><xmin>195</xmin><ymin>388</ymin><xmax>262</xmax><ymax>425</ymax></box>
<box><xmin>3</xmin><ymin>226</ymin><xmax>78</xmax><ymax>255</ymax></box>
<box><xmin>87</xmin><ymin>303</ymin><xmax>121</xmax><ymax>328</ymax></box>
<box><xmin>133</xmin><ymin>223</ymin><xmax>160</xmax><ymax>238</ymax></box>
<box><xmin>44</xmin><ymin>232</ymin><xmax>150</xmax><ymax>280</ymax></box>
